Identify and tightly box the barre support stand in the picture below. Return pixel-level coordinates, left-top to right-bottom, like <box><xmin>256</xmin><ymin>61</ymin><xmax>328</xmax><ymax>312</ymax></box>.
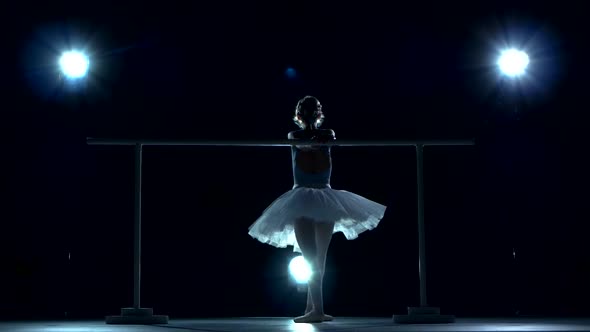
<box><xmin>106</xmin><ymin>144</ymin><xmax>169</xmax><ymax>324</ymax></box>
<box><xmin>393</xmin><ymin>144</ymin><xmax>454</xmax><ymax>324</ymax></box>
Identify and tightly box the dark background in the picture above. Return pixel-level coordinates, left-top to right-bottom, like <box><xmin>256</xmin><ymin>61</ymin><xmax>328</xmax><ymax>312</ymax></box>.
<box><xmin>1</xmin><ymin>0</ymin><xmax>589</xmax><ymax>320</ymax></box>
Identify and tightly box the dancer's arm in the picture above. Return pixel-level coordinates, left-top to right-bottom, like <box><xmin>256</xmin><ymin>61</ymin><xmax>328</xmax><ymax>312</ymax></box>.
<box><xmin>288</xmin><ymin>130</ymin><xmax>335</xmax><ymax>152</ymax></box>
<box><xmin>311</xmin><ymin>129</ymin><xmax>336</xmax><ymax>143</ymax></box>
<box><xmin>289</xmin><ymin>131</ymin><xmax>313</xmax><ymax>151</ymax></box>
<box><xmin>289</xmin><ymin>129</ymin><xmax>335</xmax><ymax>141</ymax></box>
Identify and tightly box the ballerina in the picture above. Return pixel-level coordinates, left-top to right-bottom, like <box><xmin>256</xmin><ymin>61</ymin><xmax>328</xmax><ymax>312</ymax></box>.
<box><xmin>248</xmin><ymin>96</ymin><xmax>387</xmax><ymax>323</ymax></box>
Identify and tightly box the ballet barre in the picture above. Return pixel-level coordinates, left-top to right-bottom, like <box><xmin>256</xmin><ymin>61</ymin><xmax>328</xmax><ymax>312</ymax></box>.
<box><xmin>87</xmin><ymin>138</ymin><xmax>475</xmax><ymax>324</ymax></box>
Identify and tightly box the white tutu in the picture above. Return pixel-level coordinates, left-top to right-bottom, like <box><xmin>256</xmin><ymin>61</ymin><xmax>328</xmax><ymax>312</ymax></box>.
<box><xmin>248</xmin><ymin>185</ymin><xmax>386</xmax><ymax>253</ymax></box>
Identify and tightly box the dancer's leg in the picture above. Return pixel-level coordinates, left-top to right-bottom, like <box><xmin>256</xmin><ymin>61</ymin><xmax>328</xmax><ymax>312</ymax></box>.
<box><xmin>315</xmin><ymin>221</ymin><xmax>335</xmax><ymax>276</ymax></box>
<box><xmin>305</xmin><ymin>285</ymin><xmax>313</xmax><ymax>314</ymax></box>
<box><xmin>293</xmin><ymin>217</ymin><xmax>331</xmax><ymax>323</ymax></box>
<box><xmin>295</xmin><ymin>218</ymin><xmax>315</xmax><ymax>315</ymax></box>
<box><xmin>313</xmin><ymin>221</ymin><xmax>335</xmax><ymax>321</ymax></box>
<box><xmin>305</xmin><ymin>221</ymin><xmax>335</xmax><ymax>316</ymax></box>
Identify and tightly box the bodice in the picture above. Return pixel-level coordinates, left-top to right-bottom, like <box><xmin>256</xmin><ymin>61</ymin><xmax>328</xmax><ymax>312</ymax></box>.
<box><xmin>291</xmin><ymin>145</ymin><xmax>332</xmax><ymax>189</ymax></box>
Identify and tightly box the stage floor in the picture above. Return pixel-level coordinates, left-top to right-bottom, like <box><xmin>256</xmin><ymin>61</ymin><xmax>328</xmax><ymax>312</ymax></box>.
<box><xmin>2</xmin><ymin>317</ymin><xmax>590</xmax><ymax>332</ymax></box>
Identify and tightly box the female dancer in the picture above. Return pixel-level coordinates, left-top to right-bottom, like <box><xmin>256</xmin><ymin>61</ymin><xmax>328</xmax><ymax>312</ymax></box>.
<box><xmin>248</xmin><ymin>96</ymin><xmax>387</xmax><ymax>323</ymax></box>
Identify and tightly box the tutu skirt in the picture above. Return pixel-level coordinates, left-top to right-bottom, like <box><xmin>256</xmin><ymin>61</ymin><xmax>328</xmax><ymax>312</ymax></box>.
<box><xmin>248</xmin><ymin>185</ymin><xmax>386</xmax><ymax>253</ymax></box>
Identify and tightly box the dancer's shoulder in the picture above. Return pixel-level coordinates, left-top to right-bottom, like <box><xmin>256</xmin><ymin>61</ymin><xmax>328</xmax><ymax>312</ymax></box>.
<box><xmin>288</xmin><ymin>130</ymin><xmax>310</xmax><ymax>139</ymax></box>
<box><xmin>314</xmin><ymin>129</ymin><xmax>336</xmax><ymax>140</ymax></box>
<box><xmin>321</xmin><ymin>129</ymin><xmax>335</xmax><ymax>137</ymax></box>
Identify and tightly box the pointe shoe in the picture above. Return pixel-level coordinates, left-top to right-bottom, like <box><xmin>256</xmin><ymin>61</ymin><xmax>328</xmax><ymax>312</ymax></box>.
<box><xmin>294</xmin><ymin>312</ymin><xmax>332</xmax><ymax>323</ymax></box>
<box><xmin>304</xmin><ymin>308</ymin><xmax>334</xmax><ymax>322</ymax></box>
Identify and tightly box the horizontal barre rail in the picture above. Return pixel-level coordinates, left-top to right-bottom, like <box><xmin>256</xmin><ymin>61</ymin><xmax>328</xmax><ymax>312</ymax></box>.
<box><xmin>86</xmin><ymin>138</ymin><xmax>475</xmax><ymax>146</ymax></box>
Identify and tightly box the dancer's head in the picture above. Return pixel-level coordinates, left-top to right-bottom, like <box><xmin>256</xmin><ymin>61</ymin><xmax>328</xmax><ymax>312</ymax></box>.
<box><xmin>293</xmin><ymin>96</ymin><xmax>324</xmax><ymax>130</ymax></box>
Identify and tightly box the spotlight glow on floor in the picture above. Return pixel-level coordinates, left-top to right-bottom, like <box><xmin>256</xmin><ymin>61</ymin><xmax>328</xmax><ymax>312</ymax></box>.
<box><xmin>497</xmin><ymin>49</ymin><xmax>529</xmax><ymax>77</ymax></box>
<box><xmin>289</xmin><ymin>255</ymin><xmax>312</xmax><ymax>284</ymax></box>
<box><xmin>59</xmin><ymin>51</ymin><xmax>89</xmax><ymax>79</ymax></box>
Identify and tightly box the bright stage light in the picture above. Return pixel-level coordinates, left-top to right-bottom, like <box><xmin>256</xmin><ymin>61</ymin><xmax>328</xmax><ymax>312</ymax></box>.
<box><xmin>59</xmin><ymin>51</ymin><xmax>89</xmax><ymax>79</ymax></box>
<box><xmin>497</xmin><ymin>49</ymin><xmax>529</xmax><ymax>77</ymax></box>
<box><xmin>289</xmin><ymin>255</ymin><xmax>312</xmax><ymax>284</ymax></box>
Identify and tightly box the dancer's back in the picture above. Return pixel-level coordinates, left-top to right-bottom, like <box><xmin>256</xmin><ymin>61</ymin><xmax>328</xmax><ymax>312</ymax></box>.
<box><xmin>288</xmin><ymin>129</ymin><xmax>335</xmax><ymax>189</ymax></box>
